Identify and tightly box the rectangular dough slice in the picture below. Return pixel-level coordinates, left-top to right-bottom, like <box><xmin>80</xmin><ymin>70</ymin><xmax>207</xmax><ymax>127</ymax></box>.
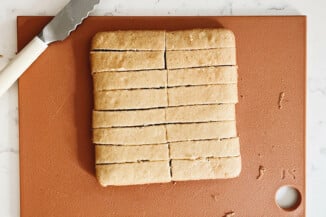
<box><xmin>95</xmin><ymin>144</ymin><xmax>169</xmax><ymax>163</ymax></box>
<box><xmin>96</xmin><ymin>161</ymin><xmax>171</xmax><ymax>186</ymax></box>
<box><xmin>93</xmin><ymin>125</ymin><xmax>167</xmax><ymax>145</ymax></box>
<box><xmin>166</xmin><ymin>104</ymin><xmax>235</xmax><ymax>123</ymax></box>
<box><xmin>166</xmin><ymin>29</ymin><xmax>235</xmax><ymax>50</ymax></box>
<box><xmin>168</xmin><ymin>66</ymin><xmax>237</xmax><ymax>87</ymax></box>
<box><xmin>168</xmin><ymin>84</ymin><xmax>238</xmax><ymax>106</ymax></box>
<box><xmin>170</xmin><ymin>137</ymin><xmax>240</xmax><ymax>159</ymax></box>
<box><xmin>171</xmin><ymin>156</ymin><xmax>241</xmax><ymax>181</ymax></box>
<box><xmin>93</xmin><ymin>109</ymin><xmax>166</xmax><ymax>128</ymax></box>
<box><xmin>166</xmin><ymin>121</ymin><xmax>237</xmax><ymax>142</ymax></box>
<box><xmin>93</xmin><ymin>70</ymin><xmax>167</xmax><ymax>91</ymax></box>
<box><xmin>94</xmin><ymin>89</ymin><xmax>167</xmax><ymax>110</ymax></box>
<box><xmin>166</xmin><ymin>48</ymin><xmax>236</xmax><ymax>69</ymax></box>
<box><xmin>92</xmin><ymin>31</ymin><xmax>165</xmax><ymax>51</ymax></box>
<box><xmin>90</xmin><ymin>51</ymin><xmax>164</xmax><ymax>72</ymax></box>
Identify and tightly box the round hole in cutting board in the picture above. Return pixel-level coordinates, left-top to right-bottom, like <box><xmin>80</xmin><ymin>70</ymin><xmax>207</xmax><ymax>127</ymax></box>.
<box><xmin>275</xmin><ymin>186</ymin><xmax>301</xmax><ymax>211</ymax></box>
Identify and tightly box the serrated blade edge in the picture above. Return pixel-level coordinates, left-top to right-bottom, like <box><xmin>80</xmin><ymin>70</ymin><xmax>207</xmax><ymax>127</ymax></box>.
<box><xmin>38</xmin><ymin>0</ymin><xmax>100</xmax><ymax>44</ymax></box>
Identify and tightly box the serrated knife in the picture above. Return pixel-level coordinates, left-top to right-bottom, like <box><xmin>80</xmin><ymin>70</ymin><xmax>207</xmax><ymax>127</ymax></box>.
<box><xmin>0</xmin><ymin>0</ymin><xmax>100</xmax><ymax>97</ymax></box>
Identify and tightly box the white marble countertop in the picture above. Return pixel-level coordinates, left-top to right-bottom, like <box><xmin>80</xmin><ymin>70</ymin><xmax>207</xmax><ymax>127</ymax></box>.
<box><xmin>0</xmin><ymin>0</ymin><xmax>325</xmax><ymax>216</ymax></box>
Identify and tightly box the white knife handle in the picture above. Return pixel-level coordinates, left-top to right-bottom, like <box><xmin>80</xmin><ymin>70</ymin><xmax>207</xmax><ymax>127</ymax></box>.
<box><xmin>0</xmin><ymin>36</ymin><xmax>48</xmax><ymax>97</ymax></box>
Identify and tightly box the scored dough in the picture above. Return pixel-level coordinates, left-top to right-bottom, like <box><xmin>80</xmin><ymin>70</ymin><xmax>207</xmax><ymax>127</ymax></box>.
<box><xmin>168</xmin><ymin>84</ymin><xmax>238</xmax><ymax>106</ymax></box>
<box><xmin>93</xmin><ymin>104</ymin><xmax>235</xmax><ymax>128</ymax></box>
<box><xmin>90</xmin><ymin>51</ymin><xmax>165</xmax><ymax>72</ymax></box>
<box><xmin>94</xmin><ymin>89</ymin><xmax>168</xmax><ymax>110</ymax></box>
<box><xmin>93</xmin><ymin>70</ymin><xmax>167</xmax><ymax>91</ymax></box>
<box><xmin>92</xmin><ymin>30</ymin><xmax>165</xmax><ymax>51</ymax></box>
<box><xmin>91</xmin><ymin>28</ymin><xmax>241</xmax><ymax>186</ymax></box>
<box><xmin>170</xmin><ymin>137</ymin><xmax>240</xmax><ymax>159</ymax></box>
<box><xmin>171</xmin><ymin>156</ymin><xmax>241</xmax><ymax>181</ymax></box>
<box><xmin>166</xmin><ymin>104</ymin><xmax>235</xmax><ymax>123</ymax></box>
<box><xmin>93</xmin><ymin>125</ymin><xmax>167</xmax><ymax>145</ymax></box>
<box><xmin>95</xmin><ymin>144</ymin><xmax>169</xmax><ymax>163</ymax></box>
<box><xmin>166</xmin><ymin>48</ymin><xmax>236</xmax><ymax>69</ymax></box>
<box><xmin>96</xmin><ymin>161</ymin><xmax>171</xmax><ymax>186</ymax></box>
<box><xmin>166</xmin><ymin>29</ymin><xmax>235</xmax><ymax>50</ymax></box>
<box><xmin>93</xmin><ymin>109</ymin><xmax>165</xmax><ymax>128</ymax></box>
<box><xmin>168</xmin><ymin>66</ymin><xmax>237</xmax><ymax>87</ymax></box>
<box><xmin>166</xmin><ymin>121</ymin><xmax>237</xmax><ymax>142</ymax></box>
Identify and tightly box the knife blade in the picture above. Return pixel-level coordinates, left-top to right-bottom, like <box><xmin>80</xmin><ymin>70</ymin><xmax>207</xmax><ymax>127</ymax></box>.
<box><xmin>0</xmin><ymin>0</ymin><xmax>100</xmax><ymax>97</ymax></box>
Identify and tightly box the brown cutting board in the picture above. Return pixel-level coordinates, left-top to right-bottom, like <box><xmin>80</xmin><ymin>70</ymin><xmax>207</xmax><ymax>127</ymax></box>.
<box><xmin>18</xmin><ymin>16</ymin><xmax>306</xmax><ymax>217</ymax></box>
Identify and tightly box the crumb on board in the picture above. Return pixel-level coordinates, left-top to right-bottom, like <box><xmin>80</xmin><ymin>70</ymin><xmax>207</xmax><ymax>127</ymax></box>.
<box><xmin>0</xmin><ymin>54</ymin><xmax>3</xmax><ymax>58</ymax></box>
<box><xmin>172</xmin><ymin>181</ymin><xmax>177</xmax><ymax>185</ymax></box>
<box><xmin>211</xmin><ymin>194</ymin><xmax>218</xmax><ymax>201</ymax></box>
<box><xmin>288</xmin><ymin>169</ymin><xmax>296</xmax><ymax>180</ymax></box>
<box><xmin>256</xmin><ymin>165</ymin><xmax>266</xmax><ymax>180</ymax></box>
<box><xmin>281</xmin><ymin>169</ymin><xmax>286</xmax><ymax>179</ymax></box>
<box><xmin>224</xmin><ymin>211</ymin><xmax>235</xmax><ymax>217</ymax></box>
<box><xmin>281</xmin><ymin>169</ymin><xmax>296</xmax><ymax>180</ymax></box>
<box><xmin>278</xmin><ymin>92</ymin><xmax>285</xmax><ymax>109</ymax></box>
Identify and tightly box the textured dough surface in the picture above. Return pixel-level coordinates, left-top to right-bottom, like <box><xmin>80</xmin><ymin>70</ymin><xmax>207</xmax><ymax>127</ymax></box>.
<box><xmin>94</xmin><ymin>89</ymin><xmax>168</xmax><ymax>110</ymax></box>
<box><xmin>170</xmin><ymin>137</ymin><xmax>240</xmax><ymax>159</ymax></box>
<box><xmin>93</xmin><ymin>70</ymin><xmax>167</xmax><ymax>91</ymax></box>
<box><xmin>166</xmin><ymin>29</ymin><xmax>235</xmax><ymax>50</ymax></box>
<box><xmin>166</xmin><ymin>121</ymin><xmax>237</xmax><ymax>142</ymax></box>
<box><xmin>166</xmin><ymin>48</ymin><xmax>236</xmax><ymax>69</ymax></box>
<box><xmin>168</xmin><ymin>84</ymin><xmax>238</xmax><ymax>106</ymax></box>
<box><xmin>93</xmin><ymin>109</ymin><xmax>166</xmax><ymax>128</ymax></box>
<box><xmin>168</xmin><ymin>66</ymin><xmax>237</xmax><ymax>87</ymax></box>
<box><xmin>91</xmin><ymin>28</ymin><xmax>241</xmax><ymax>186</ymax></box>
<box><xmin>92</xmin><ymin>31</ymin><xmax>165</xmax><ymax>51</ymax></box>
<box><xmin>93</xmin><ymin>125</ymin><xmax>167</xmax><ymax>145</ymax></box>
<box><xmin>96</xmin><ymin>161</ymin><xmax>171</xmax><ymax>186</ymax></box>
<box><xmin>166</xmin><ymin>104</ymin><xmax>235</xmax><ymax>123</ymax></box>
<box><xmin>171</xmin><ymin>156</ymin><xmax>241</xmax><ymax>181</ymax></box>
<box><xmin>90</xmin><ymin>51</ymin><xmax>164</xmax><ymax>72</ymax></box>
<box><xmin>95</xmin><ymin>144</ymin><xmax>169</xmax><ymax>163</ymax></box>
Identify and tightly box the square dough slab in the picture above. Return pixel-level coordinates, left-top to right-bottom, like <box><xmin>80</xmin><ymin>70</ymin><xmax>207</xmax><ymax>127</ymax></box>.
<box><xmin>91</xmin><ymin>28</ymin><xmax>240</xmax><ymax>186</ymax></box>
